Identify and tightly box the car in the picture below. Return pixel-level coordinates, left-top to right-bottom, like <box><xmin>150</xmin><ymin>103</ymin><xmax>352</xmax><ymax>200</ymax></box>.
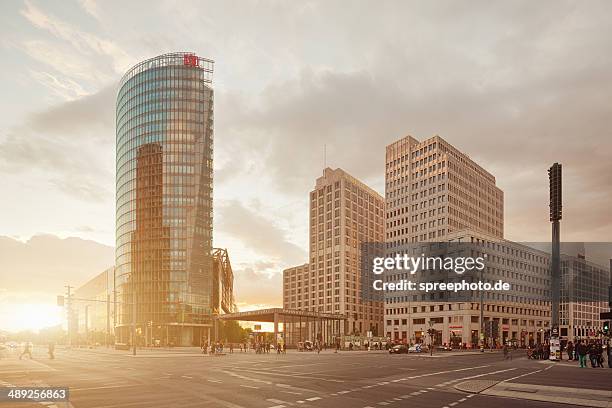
<box><xmin>297</xmin><ymin>341</ymin><xmax>313</xmax><ymax>351</ymax></box>
<box><xmin>408</xmin><ymin>344</ymin><xmax>425</xmax><ymax>353</ymax></box>
<box><xmin>435</xmin><ymin>345</ymin><xmax>452</xmax><ymax>351</ymax></box>
<box><xmin>388</xmin><ymin>344</ymin><xmax>408</xmax><ymax>354</ymax></box>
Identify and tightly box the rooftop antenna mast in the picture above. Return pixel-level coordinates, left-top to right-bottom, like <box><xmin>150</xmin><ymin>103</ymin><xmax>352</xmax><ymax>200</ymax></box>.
<box><xmin>323</xmin><ymin>144</ymin><xmax>327</xmax><ymax>175</ymax></box>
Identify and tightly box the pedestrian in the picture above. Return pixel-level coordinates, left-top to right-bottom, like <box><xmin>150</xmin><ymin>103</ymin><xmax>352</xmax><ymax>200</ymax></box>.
<box><xmin>503</xmin><ymin>344</ymin><xmax>509</xmax><ymax>360</ymax></box>
<box><xmin>19</xmin><ymin>342</ymin><xmax>33</xmax><ymax>360</ymax></box>
<box><xmin>595</xmin><ymin>341</ymin><xmax>604</xmax><ymax>368</ymax></box>
<box><xmin>588</xmin><ymin>342</ymin><xmax>598</xmax><ymax>368</ymax></box>
<box><xmin>576</xmin><ymin>340</ymin><xmax>588</xmax><ymax>368</ymax></box>
<box><xmin>48</xmin><ymin>342</ymin><xmax>55</xmax><ymax>360</ymax></box>
<box><xmin>566</xmin><ymin>341</ymin><xmax>574</xmax><ymax>361</ymax></box>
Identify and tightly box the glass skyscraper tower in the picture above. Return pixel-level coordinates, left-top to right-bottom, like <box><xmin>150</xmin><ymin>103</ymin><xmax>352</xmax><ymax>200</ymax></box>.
<box><xmin>115</xmin><ymin>52</ymin><xmax>214</xmax><ymax>346</ymax></box>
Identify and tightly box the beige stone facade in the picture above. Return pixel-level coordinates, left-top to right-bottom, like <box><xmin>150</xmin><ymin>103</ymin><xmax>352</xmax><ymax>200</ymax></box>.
<box><xmin>385</xmin><ymin>135</ymin><xmax>503</xmax><ymax>247</ymax></box>
<box><xmin>283</xmin><ymin>168</ymin><xmax>385</xmax><ymax>336</ymax></box>
<box><xmin>384</xmin><ymin>135</ymin><xmax>552</xmax><ymax>347</ymax></box>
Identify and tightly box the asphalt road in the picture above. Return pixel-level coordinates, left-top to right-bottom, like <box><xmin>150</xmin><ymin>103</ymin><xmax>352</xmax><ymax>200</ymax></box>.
<box><xmin>1</xmin><ymin>347</ymin><xmax>610</xmax><ymax>408</ymax></box>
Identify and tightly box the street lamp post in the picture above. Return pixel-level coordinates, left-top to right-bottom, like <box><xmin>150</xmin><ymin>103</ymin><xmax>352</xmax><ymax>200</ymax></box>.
<box><xmin>428</xmin><ymin>320</ymin><xmax>434</xmax><ymax>356</ymax></box>
<box><xmin>480</xmin><ymin>266</ymin><xmax>484</xmax><ymax>352</ymax></box>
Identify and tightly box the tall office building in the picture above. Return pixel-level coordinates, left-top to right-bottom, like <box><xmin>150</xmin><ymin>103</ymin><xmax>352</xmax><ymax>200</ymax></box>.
<box><xmin>385</xmin><ymin>135</ymin><xmax>503</xmax><ymax>247</ymax></box>
<box><xmin>384</xmin><ymin>135</ymin><xmax>505</xmax><ymax>346</ymax></box>
<box><xmin>283</xmin><ymin>168</ymin><xmax>385</xmax><ymax>336</ymax></box>
<box><xmin>115</xmin><ymin>52</ymin><xmax>215</xmax><ymax>346</ymax></box>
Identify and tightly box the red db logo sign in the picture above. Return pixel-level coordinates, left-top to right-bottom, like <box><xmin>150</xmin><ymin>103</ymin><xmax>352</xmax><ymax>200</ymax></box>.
<box><xmin>184</xmin><ymin>54</ymin><xmax>199</xmax><ymax>67</ymax></box>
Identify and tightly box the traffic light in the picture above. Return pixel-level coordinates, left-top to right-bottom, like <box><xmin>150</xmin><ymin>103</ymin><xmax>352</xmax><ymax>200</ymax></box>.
<box><xmin>604</xmin><ymin>321</ymin><xmax>610</xmax><ymax>335</ymax></box>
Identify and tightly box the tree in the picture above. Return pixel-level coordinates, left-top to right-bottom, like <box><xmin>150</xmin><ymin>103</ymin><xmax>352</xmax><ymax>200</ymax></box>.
<box><xmin>219</xmin><ymin>321</ymin><xmax>250</xmax><ymax>343</ymax></box>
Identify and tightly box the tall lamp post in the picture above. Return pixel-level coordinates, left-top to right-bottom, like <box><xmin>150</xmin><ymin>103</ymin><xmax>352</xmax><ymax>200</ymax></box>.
<box><xmin>428</xmin><ymin>320</ymin><xmax>434</xmax><ymax>356</ymax></box>
<box><xmin>548</xmin><ymin>163</ymin><xmax>562</xmax><ymax>361</ymax></box>
<box><xmin>480</xmin><ymin>266</ymin><xmax>484</xmax><ymax>351</ymax></box>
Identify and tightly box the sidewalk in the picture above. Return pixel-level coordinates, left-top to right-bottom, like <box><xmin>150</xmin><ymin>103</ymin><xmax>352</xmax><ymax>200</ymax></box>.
<box><xmin>481</xmin><ymin>382</ymin><xmax>612</xmax><ymax>407</ymax></box>
<box><xmin>454</xmin><ymin>364</ymin><xmax>612</xmax><ymax>407</ymax></box>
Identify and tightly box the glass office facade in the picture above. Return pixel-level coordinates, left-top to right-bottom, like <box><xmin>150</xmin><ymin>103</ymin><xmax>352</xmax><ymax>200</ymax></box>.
<box><xmin>115</xmin><ymin>53</ymin><xmax>214</xmax><ymax>346</ymax></box>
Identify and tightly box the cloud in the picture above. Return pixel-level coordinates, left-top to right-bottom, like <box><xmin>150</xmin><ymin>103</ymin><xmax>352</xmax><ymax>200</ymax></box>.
<box><xmin>20</xmin><ymin>0</ymin><xmax>132</xmax><ymax>74</ymax></box>
<box><xmin>216</xmin><ymin>200</ymin><xmax>307</xmax><ymax>266</ymax></box>
<box><xmin>0</xmin><ymin>234</ymin><xmax>114</xmax><ymax>297</ymax></box>
<box><xmin>232</xmin><ymin>265</ymin><xmax>283</xmax><ymax>307</ymax></box>
<box><xmin>0</xmin><ymin>86</ymin><xmax>115</xmax><ymax>201</ymax></box>
<box><xmin>212</xmin><ymin>3</ymin><xmax>612</xmax><ymax>242</ymax></box>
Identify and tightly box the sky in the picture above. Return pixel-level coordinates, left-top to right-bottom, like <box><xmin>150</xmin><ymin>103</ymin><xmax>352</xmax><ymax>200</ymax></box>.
<box><xmin>1</xmin><ymin>0</ymin><xmax>611</xmax><ymax>331</ymax></box>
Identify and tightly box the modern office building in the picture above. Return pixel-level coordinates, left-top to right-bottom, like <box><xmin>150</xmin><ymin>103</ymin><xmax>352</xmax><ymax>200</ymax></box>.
<box><xmin>115</xmin><ymin>52</ymin><xmax>216</xmax><ymax>346</ymax></box>
<box><xmin>74</xmin><ymin>267</ymin><xmax>115</xmax><ymax>345</ymax></box>
<box><xmin>560</xmin><ymin>254</ymin><xmax>610</xmax><ymax>341</ymax></box>
<box><xmin>384</xmin><ymin>230</ymin><xmax>552</xmax><ymax>347</ymax></box>
<box><xmin>283</xmin><ymin>168</ymin><xmax>385</xmax><ymax>337</ymax></box>
<box><xmin>385</xmin><ymin>135</ymin><xmax>503</xmax><ymax>248</ymax></box>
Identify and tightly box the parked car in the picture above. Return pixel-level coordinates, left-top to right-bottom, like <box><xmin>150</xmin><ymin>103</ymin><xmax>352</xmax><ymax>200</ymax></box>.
<box><xmin>435</xmin><ymin>345</ymin><xmax>452</xmax><ymax>351</ymax></box>
<box><xmin>388</xmin><ymin>344</ymin><xmax>408</xmax><ymax>354</ymax></box>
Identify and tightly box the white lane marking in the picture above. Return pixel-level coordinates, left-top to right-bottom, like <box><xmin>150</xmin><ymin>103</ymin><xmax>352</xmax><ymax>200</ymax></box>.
<box><xmin>266</xmin><ymin>399</ymin><xmax>286</xmax><ymax>404</ymax></box>
<box><xmin>449</xmin><ymin>403</ymin><xmax>458</xmax><ymax>407</ymax></box>
<box><xmin>459</xmin><ymin>398</ymin><xmax>467</xmax><ymax>402</ymax></box>
<box><xmin>240</xmin><ymin>385</ymin><xmax>260</xmax><ymax>389</ymax></box>
<box><xmin>306</xmin><ymin>396</ymin><xmax>322</xmax><ymax>401</ymax></box>
<box><xmin>406</xmin><ymin>365</ymin><xmax>490</xmax><ymax>380</ymax></box>
<box><xmin>181</xmin><ymin>375</ymin><xmax>192</xmax><ymax>379</ymax></box>
<box><xmin>207</xmin><ymin>379</ymin><xmax>222</xmax><ymax>383</ymax></box>
<box><xmin>443</xmin><ymin>367</ymin><xmax>517</xmax><ymax>386</ymax></box>
<box><xmin>497</xmin><ymin>368</ymin><xmax>543</xmax><ymax>382</ymax></box>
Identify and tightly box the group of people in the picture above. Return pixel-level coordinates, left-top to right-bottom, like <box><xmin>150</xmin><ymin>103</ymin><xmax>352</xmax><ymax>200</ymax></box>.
<box><xmin>201</xmin><ymin>340</ymin><xmax>289</xmax><ymax>354</ymax></box>
<box><xmin>200</xmin><ymin>341</ymin><xmax>225</xmax><ymax>354</ymax></box>
<box><xmin>526</xmin><ymin>343</ymin><xmax>551</xmax><ymax>360</ymax></box>
<box><xmin>17</xmin><ymin>342</ymin><xmax>55</xmax><ymax>360</ymax></box>
<box><xmin>565</xmin><ymin>340</ymin><xmax>607</xmax><ymax>368</ymax></box>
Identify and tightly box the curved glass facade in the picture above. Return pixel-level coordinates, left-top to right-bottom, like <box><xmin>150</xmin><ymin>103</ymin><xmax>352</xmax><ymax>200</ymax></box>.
<box><xmin>115</xmin><ymin>53</ymin><xmax>214</xmax><ymax>346</ymax></box>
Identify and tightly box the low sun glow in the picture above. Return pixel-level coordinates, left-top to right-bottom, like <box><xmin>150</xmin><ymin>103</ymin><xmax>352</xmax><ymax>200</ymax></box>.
<box><xmin>0</xmin><ymin>303</ymin><xmax>63</xmax><ymax>333</ymax></box>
